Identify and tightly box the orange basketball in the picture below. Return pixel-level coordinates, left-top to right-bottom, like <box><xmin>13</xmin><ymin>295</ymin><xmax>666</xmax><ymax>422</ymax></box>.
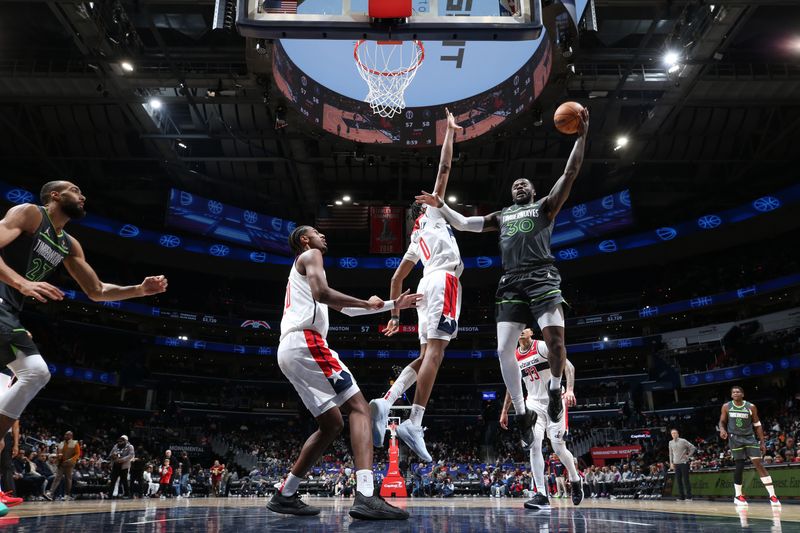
<box><xmin>553</xmin><ymin>101</ymin><xmax>584</xmax><ymax>135</ymax></box>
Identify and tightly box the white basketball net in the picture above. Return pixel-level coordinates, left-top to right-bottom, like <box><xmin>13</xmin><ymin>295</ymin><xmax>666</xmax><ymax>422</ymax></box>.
<box><xmin>354</xmin><ymin>40</ymin><xmax>425</xmax><ymax>119</ymax></box>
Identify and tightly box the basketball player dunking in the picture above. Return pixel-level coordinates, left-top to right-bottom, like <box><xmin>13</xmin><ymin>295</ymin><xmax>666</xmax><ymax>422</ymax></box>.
<box><xmin>499</xmin><ymin>328</ymin><xmax>582</xmax><ymax>509</ymax></box>
<box><xmin>0</xmin><ymin>181</ymin><xmax>167</xmax><ymax>448</ymax></box>
<box><xmin>416</xmin><ymin>108</ymin><xmax>589</xmax><ymax>448</ymax></box>
<box><xmin>269</xmin><ymin>225</ymin><xmax>418</xmax><ymax>520</ymax></box>
<box><xmin>719</xmin><ymin>385</ymin><xmax>780</xmax><ymax>507</ymax></box>
<box><xmin>369</xmin><ymin>109</ymin><xmax>462</xmax><ymax>462</ymax></box>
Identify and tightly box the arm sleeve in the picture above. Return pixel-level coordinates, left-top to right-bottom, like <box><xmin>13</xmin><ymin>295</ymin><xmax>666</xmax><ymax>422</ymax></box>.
<box><xmin>439</xmin><ymin>203</ymin><xmax>485</xmax><ymax>232</ymax></box>
<box><xmin>340</xmin><ymin>300</ymin><xmax>396</xmax><ymax>317</ymax></box>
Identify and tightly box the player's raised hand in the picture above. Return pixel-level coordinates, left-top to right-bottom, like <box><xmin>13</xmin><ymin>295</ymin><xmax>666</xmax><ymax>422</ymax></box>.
<box><xmin>367</xmin><ymin>295</ymin><xmax>384</xmax><ymax>310</ymax></box>
<box><xmin>414</xmin><ymin>191</ymin><xmax>443</xmax><ymax>208</ymax></box>
<box><xmin>576</xmin><ymin>107</ymin><xmax>589</xmax><ymax>137</ymax></box>
<box><xmin>19</xmin><ymin>280</ymin><xmax>64</xmax><ymax>302</ymax></box>
<box><xmin>141</xmin><ymin>275</ymin><xmax>168</xmax><ymax>295</ymax></box>
<box><xmin>445</xmin><ymin>107</ymin><xmax>460</xmax><ymax>130</ymax></box>
<box><xmin>384</xmin><ymin>317</ymin><xmax>400</xmax><ymax>337</ymax></box>
<box><xmin>394</xmin><ymin>289</ymin><xmax>422</xmax><ymax>310</ymax></box>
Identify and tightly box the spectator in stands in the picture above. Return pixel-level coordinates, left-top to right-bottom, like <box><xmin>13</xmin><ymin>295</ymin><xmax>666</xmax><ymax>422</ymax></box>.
<box><xmin>441</xmin><ymin>477</ymin><xmax>455</xmax><ymax>498</ymax></box>
<box><xmin>583</xmin><ymin>466</ymin><xmax>598</xmax><ymax>498</ymax></box>
<box><xmin>143</xmin><ymin>465</ymin><xmax>159</xmax><ymax>497</ymax></box>
<box><xmin>107</xmin><ymin>435</ymin><xmax>135</xmax><ymax>499</ymax></box>
<box><xmin>480</xmin><ymin>470</ymin><xmax>491</xmax><ymax>496</ymax></box>
<box><xmin>549</xmin><ymin>454</ymin><xmax>567</xmax><ymax>498</ymax></box>
<box><xmin>668</xmin><ymin>428</ymin><xmax>696</xmax><ymax>501</ymax></box>
<box><xmin>210</xmin><ymin>460</ymin><xmax>225</xmax><ymax>497</ymax></box>
<box><xmin>46</xmin><ymin>430</ymin><xmax>81</xmax><ymax>500</ymax></box>
<box><xmin>158</xmin><ymin>459</ymin><xmax>173</xmax><ymax>499</ymax></box>
<box><xmin>177</xmin><ymin>451</ymin><xmax>192</xmax><ymax>497</ymax></box>
<box><xmin>17</xmin><ymin>451</ymin><xmax>48</xmax><ymax>500</ymax></box>
<box><xmin>34</xmin><ymin>452</ymin><xmax>55</xmax><ymax>496</ymax></box>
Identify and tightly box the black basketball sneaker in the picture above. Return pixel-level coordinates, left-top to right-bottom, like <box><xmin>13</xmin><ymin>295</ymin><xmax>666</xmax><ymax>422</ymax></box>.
<box><xmin>516</xmin><ymin>408</ymin><xmax>538</xmax><ymax>450</ymax></box>
<box><xmin>524</xmin><ymin>492</ymin><xmax>551</xmax><ymax>510</ymax></box>
<box><xmin>548</xmin><ymin>387</ymin><xmax>563</xmax><ymax>423</ymax></box>
<box><xmin>570</xmin><ymin>479</ymin><xmax>584</xmax><ymax>506</ymax></box>
<box><xmin>349</xmin><ymin>492</ymin><xmax>409</xmax><ymax>520</ymax></box>
<box><xmin>267</xmin><ymin>491</ymin><xmax>320</xmax><ymax>516</ymax></box>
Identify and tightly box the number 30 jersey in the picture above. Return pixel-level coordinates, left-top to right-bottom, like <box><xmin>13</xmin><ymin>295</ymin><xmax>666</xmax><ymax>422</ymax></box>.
<box><xmin>516</xmin><ymin>340</ymin><xmax>552</xmax><ymax>405</ymax></box>
<box><xmin>403</xmin><ymin>206</ymin><xmax>463</xmax><ymax>278</ymax></box>
<box><xmin>499</xmin><ymin>199</ymin><xmax>555</xmax><ymax>274</ymax></box>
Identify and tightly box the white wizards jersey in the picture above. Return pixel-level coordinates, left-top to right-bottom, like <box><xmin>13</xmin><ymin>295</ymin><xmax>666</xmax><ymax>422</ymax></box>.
<box><xmin>403</xmin><ymin>207</ymin><xmax>463</xmax><ymax>278</ymax></box>
<box><xmin>280</xmin><ymin>261</ymin><xmax>329</xmax><ymax>341</ymax></box>
<box><xmin>516</xmin><ymin>340</ymin><xmax>552</xmax><ymax>405</ymax></box>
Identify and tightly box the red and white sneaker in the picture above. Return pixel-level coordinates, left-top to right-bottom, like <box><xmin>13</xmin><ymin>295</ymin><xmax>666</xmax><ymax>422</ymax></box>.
<box><xmin>769</xmin><ymin>496</ymin><xmax>781</xmax><ymax>507</ymax></box>
<box><xmin>734</xmin><ymin>495</ymin><xmax>748</xmax><ymax>506</ymax></box>
<box><xmin>0</xmin><ymin>491</ymin><xmax>22</xmax><ymax>507</ymax></box>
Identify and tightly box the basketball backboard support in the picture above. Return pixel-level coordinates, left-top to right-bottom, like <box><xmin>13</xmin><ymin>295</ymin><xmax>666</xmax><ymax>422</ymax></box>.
<box><xmin>237</xmin><ymin>0</ymin><xmax>542</xmax><ymax>41</ymax></box>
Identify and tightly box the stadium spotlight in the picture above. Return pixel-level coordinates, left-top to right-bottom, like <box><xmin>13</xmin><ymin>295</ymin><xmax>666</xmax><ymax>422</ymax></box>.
<box><xmin>335</xmin><ymin>200</ymin><xmax>343</xmax><ymax>206</ymax></box>
<box><xmin>663</xmin><ymin>50</ymin><xmax>680</xmax><ymax>68</ymax></box>
<box><xmin>342</xmin><ymin>195</ymin><xmax>351</xmax><ymax>202</ymax></box>
<box><xmin>121</xmin><ymin>61</ymin><xmax>134</xmax><ymax>72</ymax></box>
<box><xmin>603</xmin><ymin>336</ymin><xmax>609</xmax><ymax>342</ymax></box>
<box><xmin>448</xmin><ymin>195</ymin><xmax>457</xmax><ymax>203</ymax></box>
<box><xmin>149</xmin><ymin>98</ymin><xmax>162</xmax><ymax>110</ymax></box>
<box><xmin>614</xmin><ymin>136</ymin><xmax>629</xmax><ymax>151</ymax></box>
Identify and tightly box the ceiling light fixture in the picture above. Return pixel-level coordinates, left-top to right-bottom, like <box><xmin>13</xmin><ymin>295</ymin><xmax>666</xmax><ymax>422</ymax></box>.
<box><xmin>149</xmin><ymin>98</ymin><xmax>162</xmax><ymax>110</ymax></box>
<box><xmin>663</xmin><ymin>51</ymin><xmax>680</xmax><ymax>67</ymax></box>
<box><xmin>448</xmin><ymin>195</ymin><xmax>457</xmax><ymax>203</ymax></box>
<box><xmin>614</xmin><ymin>136</ymin><xmax>629</xmax><ymax>151</ymax></box>
<box><xmin>121</xmin><ymin>61</ymin><xmax>134</xmax><ymax>72</ymax></box>
<box><xmin>335</xmin><ymin>200</ymin><xmax>343</xmax><ymax>206</ymax></box>
<box><xmin>342</xmin><ymin>195</ymin><xmax>351</xmax><ymax>202</ymax></box>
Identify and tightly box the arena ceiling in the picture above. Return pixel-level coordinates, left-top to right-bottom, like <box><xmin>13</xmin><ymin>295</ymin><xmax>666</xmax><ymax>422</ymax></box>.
<box><xmin>0</xmin><ymin>0</ymin><xmax>798</xmax><ymax>239</ymax></box>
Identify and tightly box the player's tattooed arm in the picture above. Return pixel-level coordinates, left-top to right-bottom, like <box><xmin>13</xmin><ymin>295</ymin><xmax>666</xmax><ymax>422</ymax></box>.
<box><xmin>718</xmin><ymin>403</ymin><xmax>729</xmax><ymax>440</ymax></box>
<box><xmin>542</xmin><ymin>107</ymin><xmax>589</xmax><ymax>221</ymax></box>
<box><xmin>563</xmin><ymin>359</ymin><xmax>576</xmax><ymax>407</ymax></box>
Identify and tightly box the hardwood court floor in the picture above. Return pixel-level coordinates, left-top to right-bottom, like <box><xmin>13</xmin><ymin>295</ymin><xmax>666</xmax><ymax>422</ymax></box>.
<box><xmin>3</xmin><ymin>496</ymin><xmax>797</xmax><ymax>532</ymax></box>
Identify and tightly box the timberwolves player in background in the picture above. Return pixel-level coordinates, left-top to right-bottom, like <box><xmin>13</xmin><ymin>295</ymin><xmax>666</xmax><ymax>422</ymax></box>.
<box><xmin>0</xmin><ymin>181</ymin><xmax>167</xmax><ymax>446</ymax></box>
<box><xmin>719</xmin><ymin>385</ymin><xmax>780</xmax><ymax>507</ymax></box>
<box><xmin>270</xmin><ymin>225</ymin><xmax>417</xmax><ymax>520</ymax></box>
<box><xmin>499</xmin><ymin>328</ymin><xmax>581</xmax><ymax>509</ymax></box>
<box><xmin>416</xmin><ymin>108</ymin><xmax>589</xmax><ymax>448</ymax></box>
<box><xmin>370</xmin><ymin>109</ymin><xmax>462</xmax><ymax>462</ymax></box>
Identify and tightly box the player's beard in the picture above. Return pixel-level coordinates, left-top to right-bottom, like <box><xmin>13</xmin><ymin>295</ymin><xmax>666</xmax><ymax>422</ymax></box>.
<box><xmin>61</xmin><ymin>199</ymin><xmax>86</xmax><ymax>219</ymax></box>
<box><xmin>513</xmin><ymin>191</ymin><xmax>532</xmax><ymax>205</ymax></box>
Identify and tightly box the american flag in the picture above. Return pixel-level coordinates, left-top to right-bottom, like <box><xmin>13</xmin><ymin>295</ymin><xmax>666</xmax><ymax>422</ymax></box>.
<box><xmin>263</xmin><ymin>0</ymin><xmax>297</xmax><ymax>14</ymax></box>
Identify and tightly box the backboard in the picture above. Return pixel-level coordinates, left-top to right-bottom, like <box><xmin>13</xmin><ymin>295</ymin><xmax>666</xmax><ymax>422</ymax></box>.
<box><xmin>237</xmin><ymin>0</ymin><xmax>542</xmax><ymax>41</ymax></box>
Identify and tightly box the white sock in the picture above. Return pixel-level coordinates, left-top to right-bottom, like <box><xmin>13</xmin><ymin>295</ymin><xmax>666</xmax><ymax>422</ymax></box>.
<box><xmin>281</xmin><ymin>473</ymin><xmax>302</xmax><ymax>496</ymax></box>
<box><xmin>735</xmin><ymin>484</ymin><xmax>743</xmax><ymax>497</ymax></box>
<box><xmin>529</xmin><ymin>441</ymin><xmax>546</xmax><ymax>494</ymax></box>
<box><xmin>549</xmin><ymin>375</ymin><xmax>562</xmax><ymax>391</ymax></box>
<box><xmin>497</xmin><ymin>322</ymin><xmax>526</xmax><ymax>413</ymax></box>
<box><xmin>552</xmin><ymin>441</ymin><xmax>580</xmax><ymax>482</ymax></box>
<box><xmin>356</xmin><ymin>469</ymin><xmax>374</xmax><ymax>497</ymax></box>
<box><xmin>761</xmin><ymin>476</ymin><xmax>775</xmax><ymax>497</ymax></box>
<box><xmin>383</xmin><ymin>366</ymin><xmax>417</xmax><ymax>404</ymax></box>
<box><xmin>409</xmin><ymin>404</ymin><xmax>425</xmax><ymax>426</ymax></box>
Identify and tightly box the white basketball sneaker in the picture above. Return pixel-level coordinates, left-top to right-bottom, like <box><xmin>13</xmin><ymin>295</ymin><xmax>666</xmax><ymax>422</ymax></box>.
<box><xmin>396</xmin><ymin>420</ymin><xmax>432</xmax><ymax>463</ymax></box>
<box><xmin>369</xmin><ymin>398</ymin><xmax>390</xmax><ymax>448</ymax></box>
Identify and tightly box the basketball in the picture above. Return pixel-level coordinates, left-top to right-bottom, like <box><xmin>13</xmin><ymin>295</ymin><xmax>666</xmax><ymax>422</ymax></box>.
<box><xmin>554</xmin><ymin>101</ymin><xmax>584</xmax><ymax>134</ymax></box>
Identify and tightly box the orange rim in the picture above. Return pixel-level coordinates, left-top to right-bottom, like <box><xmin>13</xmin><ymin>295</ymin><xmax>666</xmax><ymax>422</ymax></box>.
<box><xmin>354</xmin><ymin>40</ymin><xmax>425</xmax><ymax>77</ymax></box>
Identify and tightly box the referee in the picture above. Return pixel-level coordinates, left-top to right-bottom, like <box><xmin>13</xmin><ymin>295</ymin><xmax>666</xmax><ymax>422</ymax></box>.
<box><xmin>669</xmin><ymin>428</ymin><xmax>696</xmax><ymax>501</ymax></box>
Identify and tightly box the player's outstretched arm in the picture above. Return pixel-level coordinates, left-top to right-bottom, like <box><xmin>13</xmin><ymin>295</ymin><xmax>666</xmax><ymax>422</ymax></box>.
<box><xmin>301</xmin><ymin>248</ymin><xmax>421</xmax><ymax>314</ymax></box>
<box><xmin>719</xmin><ymin>403</ymin><xmax>729</xmax><ymax>440</ymax></box>
<box><xmin>0</xmin><ymin>204</ymin><xmax>64</xmax><ymax>303</ymax></box>
<box><xmin>63</xmin><ymin>237</ymin><xmax>167</xmax><ymax>301</ymax></box>
<box><xmin>542</xmin><ymin>108</ymin><xmax>589</xmax><ymax>221</ymax></box>
<box><xmin>385</xmin><ymin>258</ymin><xmax>416</xmax><ymax>337</ymax></box>
<box><xmin>430</xmin><ymin>108</ymin><xmax>461</xmax><ymax>201</ymax></box>
<box><xmin>414</xmin><ymin>191</ymin><xmax>500</xmax><ymax>233</ymax></box>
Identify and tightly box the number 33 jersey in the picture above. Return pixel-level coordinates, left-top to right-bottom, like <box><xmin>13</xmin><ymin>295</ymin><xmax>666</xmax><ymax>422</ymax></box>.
<box><xmin>403</xmin><ymin>207</ymin><xmax>463</xmax><ymax>278</ymax></box>
<box><xmin>516</xmin><ymin>340</ymin><xmax>552</xmax><ymax>405</ymax></box>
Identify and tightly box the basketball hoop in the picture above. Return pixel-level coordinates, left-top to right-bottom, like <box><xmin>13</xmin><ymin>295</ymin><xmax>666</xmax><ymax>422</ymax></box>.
<box><xmin>354</xmin><ymin>40</ymin><xmax>425</xmax><ymax>119</ymax></box>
